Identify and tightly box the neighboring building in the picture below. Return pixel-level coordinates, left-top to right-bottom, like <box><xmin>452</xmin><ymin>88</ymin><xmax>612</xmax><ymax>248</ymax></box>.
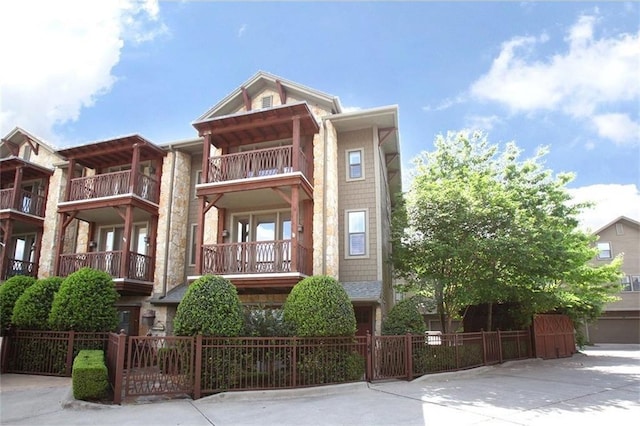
<box><xmin>0</xmin><ymin>72</ymin><xmax>402</xmax><ymax>337</ymax></box>
<box><xmin>0</xmin><ymin>128</ymin><xmax>61</xmax><ymax>281</ymax></box>
<box><xmin>586</xmin><ymin>216</ymin><xmax>640</xmax><ymax>344</ymax></box>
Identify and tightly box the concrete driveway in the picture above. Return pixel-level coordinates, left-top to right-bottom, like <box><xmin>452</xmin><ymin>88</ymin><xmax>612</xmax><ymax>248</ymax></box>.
<box><xmin>1</xmin><ymin>344</ymin><xmax>638</xmax><ymax>425</ymax></box>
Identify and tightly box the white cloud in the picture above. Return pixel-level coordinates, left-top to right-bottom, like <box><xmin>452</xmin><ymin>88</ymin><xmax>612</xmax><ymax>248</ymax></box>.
<box><xmin>0</xmin><ymin>0</ymin><xmax>166</xmax><ymax>143</ymax></box>
<box><xmin>568</xmin><ymin>184</ymin><xmax>640</xmax><ymax>231</ymax></box>
<box><xmin>465</xmin><ymin>115</ymin><xmax>502</xmax><ymax>132</ymax></box>
<box><xmin>592</xmin><ymin>113</ymin><xmax>640</xmax><ymax>145</ymax></box>
<box><xmin>238</xmin><ymin>24</ymin><xmax>247</xmax><ymax>38</ymax></box>
<box><xmin>422</xmin><ymin>95</ymin><xmax>466</xmax><ymax>112</ymax></box>
<box><xmin>470</xmin><ymin>13</ymin><xmax>640</xmax><ymax>145</ymax></box>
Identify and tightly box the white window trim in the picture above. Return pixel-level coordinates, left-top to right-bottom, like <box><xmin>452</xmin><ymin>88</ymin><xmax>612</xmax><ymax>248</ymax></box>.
<box><xmin>194</xmin><ymin>170</ymin><xmax>202</xmax><ymax>199</ymax></box>
<box><xmin>596</xmin><ymin>242</ymin><xmax>612</xmax><ymax>260</ymax></box>
<box><xmin>346</xmin><ymin>148</ymin><xmax>365</xmax><ymax>182</ymax></box>
<box><xmin>188</xmin><ymin>223</ymin><xmax>198</xmax><ymax>266</ymax></box>
<box><xmin>345</xmin><ymin>208</ymin><xmax>369</xmax><ymax>259</ymax></box>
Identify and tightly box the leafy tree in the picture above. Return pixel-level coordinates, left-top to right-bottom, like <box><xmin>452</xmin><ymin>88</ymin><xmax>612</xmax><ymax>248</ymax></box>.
<box><xmin>243</xmin><ymin>305</ymin><xmax>292</xmax><ymax>337</ymax></box>
<box><xmin>0</xmin><ymin>275</ymin><xmax>36</xmax><ymax>334</ymax></box>
<box><xmin>382</xmin><ymin>297</ymin><xmax>427</xmax><ymax>335</ymax></box>
<box><xmin>174</xmin><ymin>275</ymin><xmax>243</xmax><ymax>336</ymax></box>
<box><xmin>283</xmin><ymin>275</ymin><xmax>356</xmax><ymax>337</ymax></box>
<box><xmin>12</xmin><ymin>277</ymin><xmax>64</xmax><ymax>330</ymax></box>
<box><xmin>49</xmin><ymin>268</ymin><xmax>119</xmax><ymax>332</ymax></box>
<box><xmin>392</xmin><ymin>131</ymin><xmax>622</xmax><ymax>332</ymax></box>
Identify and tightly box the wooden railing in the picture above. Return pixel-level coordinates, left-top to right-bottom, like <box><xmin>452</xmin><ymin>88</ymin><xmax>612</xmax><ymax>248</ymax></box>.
<box><xmin>202</xmin><ymin>240</ymin><xmax>310</xmax><ymax>275</ymax></box>
<box><xmin>2</xmin><ymin>258</ymin><xmax>37</xmax><ymax>280</ymax></box>
<box><xmin>67</xmin><ymin>171</ymin><xmax>158</xmax><ymax>203</ymax></box>
<box><xmin>0</xmin><ymin>188</ymin><xmax>46</xmax><ymax>217</ymax></box>
<box><xmin>58</xmin><ymin>251</ymin><xmax>152</xmax><ymax>281</ymax></box>
<box><xmin>207</xmin><ymin>146</ymin><xmax>311</xmax><ymax>183</ymax></box>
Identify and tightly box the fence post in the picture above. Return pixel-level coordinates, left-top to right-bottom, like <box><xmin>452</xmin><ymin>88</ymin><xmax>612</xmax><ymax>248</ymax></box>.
<box><xmin>481</xmin><ymin>330</ymin><xmax>487</xmax><ymax>365</ymax></box>
<box><xmin>366</xmin><ymin>332</ymin><xmax>372</xmax><ymax>382</ymax></box>
<box><xmin>291</xmin><ymin>337</ymin><xmax>297</xmax><ymax>388</ymax></box>
<box><xmin>497</xmin><ymin>329</ymin><xmax>503</xmax><ymax>363</ymax></box>
<box><xmin>0</xmin><ymin>328</ymin><xmax>14</xmax><ymax>373</ymax></box>
<box><xmin>112</xmin><ymin>332</ymin><xmax>126</xmax><ymax>405</ymax></box>
<box><xmin>405</xmin><ymin>333</ymin><xmax>412</xmax><ymax>381</ymax></box>
<box><xmin>194</xmin><ymin>335</ymin><xmax>202</xmax><ymax>400</ymax></box>
<box><xmin>454</xmin><ymin>333</ymin><xmax>460</xmax><ymax>369</ymax></box>
<box><xmin>65</xmin><ymin>331</ymin><xmax>76</xmax><ymax>376</ymax></box>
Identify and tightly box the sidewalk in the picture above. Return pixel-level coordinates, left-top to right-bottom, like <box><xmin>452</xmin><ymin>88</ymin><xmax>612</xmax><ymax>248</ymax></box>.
<box><xmin>1</xmin><ymin>344</ymin><xmax>638</xmax><ymax>425</ymax></box>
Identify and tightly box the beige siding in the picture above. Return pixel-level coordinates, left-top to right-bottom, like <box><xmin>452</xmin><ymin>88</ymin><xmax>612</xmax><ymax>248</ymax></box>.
<box><xmin>337</xmin><ymin>128</ymin><xmax>378</xmax><ymax>282</ymax></box>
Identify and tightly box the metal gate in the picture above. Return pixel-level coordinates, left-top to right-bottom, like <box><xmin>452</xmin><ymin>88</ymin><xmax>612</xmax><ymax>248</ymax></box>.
<box><xmin>533</xmin><ymin>314</ymin><xmax>576</xmax><ymax>359</ymax></box>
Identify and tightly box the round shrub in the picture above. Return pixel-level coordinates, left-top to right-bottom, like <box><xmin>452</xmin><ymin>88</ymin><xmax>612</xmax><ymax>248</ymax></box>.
<box><xmin>174</xmin><ymin>275</ymin><xmax>243</xmax><ymax>336</ymax></box>
<box><xmin>12</xmin><ymin>276</ymin><xmax>64</xmax><ymax>330</ymax></box>
<box><xmin>0</xmin><ymin>275</ymin><xmax>36</xmax><ymax>334</ymax></box>
<box><xmin>283</xmin><ymin>275</ymin><xmax>356</xmax><ymax>337</ymax></box>
<box><xmin>48</xmin><ymin>268</ymin><xmax>119</xmax><ymax>332</ymax></box>
<box><xmin>382</xmin><ymin>297</ymin><xmax>427</xmax><ymax>335</ymax></box>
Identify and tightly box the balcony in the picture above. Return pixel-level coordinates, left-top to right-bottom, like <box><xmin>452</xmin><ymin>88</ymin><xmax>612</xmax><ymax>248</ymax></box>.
<box><xmin>66</xmin><ymin>171</ymin><xmax>159</xmax><ymax>204</ymax></box>
<box><xmin>2</xmin><ymin>258</ymin><xmax>37</xmax><ymax>280</ymax></box>
<box><xmin>202</xmin><ymin>240</ymin><xmax>311</xmax><ymax>276</ymax></box>
<box><xmin>0</xmin><ymin>188</ymin><xmax>46</xmax><ymax>218</ymax></box>
<box><xmin>58</xmin><ymin>251</ymin><xmax>153</xmax><ymax>295</ymax></box>
<box><xmin>207</xmin><ymin>146</ymin><xmax>311</xmax><ymax>184</ymax></box>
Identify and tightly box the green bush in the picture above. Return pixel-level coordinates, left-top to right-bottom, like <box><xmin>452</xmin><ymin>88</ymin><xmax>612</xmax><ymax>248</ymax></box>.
<box><xmin>382</xmin><ymin>297</ymin><xmax>427</xmax><ymax>335</ymax></box>
<box><xmin>296</xmin><ymin>346</ymin><xmax>364</xmax><ymax>385</ymax></box>
<box><xmin>0</xmin><ymin>275</ymin><xmax>36</xmax><ymax>334</ymax></box>
<box><xmin>283</xmin><ymin>275</ymin><xmax>356</xmax><ymax>337</ymax></box>
<box><xmin>412</xmin><ymin>344</ymin><xmax>484</xmax><ymax>375</ymax></box>
<box><xmin>243</xmin><ymin>306</ymin><xmax>292</xmax><ymax>337</ymax></box>
<box><xmin>12</xmin><ymin>277</ymin><xmax>64</xmax><ymax>330</ymax></box>
<box><xmin>72</xmin><ymin>350</ymin><xmax>109</xmax><ymax>400</ymax></box>
<box><xmin>48</xmin><ymin>268</ymin><xmax>119</xmax><ymax>332</ymax></box>
<box><xmin>174</xmin><ymin>275</ymin><xmax>243</xmax><ymax>336</ymax></box>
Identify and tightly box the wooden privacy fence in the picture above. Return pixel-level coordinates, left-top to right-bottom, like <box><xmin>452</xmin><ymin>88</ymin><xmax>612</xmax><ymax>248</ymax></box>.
<box><xmin>2</xmin><ymin>329</ymin><xmax>532</xmax><ymax>404</ymax></box>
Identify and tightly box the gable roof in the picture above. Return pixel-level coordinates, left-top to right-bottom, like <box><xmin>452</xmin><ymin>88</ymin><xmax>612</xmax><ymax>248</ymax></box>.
<box><xmin>194</xmin><ymin>71</ymin><xmax>343</xmax><ymax>122</ymax></box>
<box><xmin>1</xmin><ymin>127</ymin><xmax>59</xmax><ymax>158</ymax></box>
<box><xmin>593</xmin><ymin>216</ymin><xmax>640</xmax><ymax>235</ymax></box>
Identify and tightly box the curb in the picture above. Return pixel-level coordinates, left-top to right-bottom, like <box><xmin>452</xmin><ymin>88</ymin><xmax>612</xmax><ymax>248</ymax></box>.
<box><xmin>200</xmin><ymin>382</ymin><xmax>369</xmax><ymax>403</ymax></box>
<box><xmin>60</xmin><ymin>388</ymin><xmax>120</xmax><ymax>410</ymax></box>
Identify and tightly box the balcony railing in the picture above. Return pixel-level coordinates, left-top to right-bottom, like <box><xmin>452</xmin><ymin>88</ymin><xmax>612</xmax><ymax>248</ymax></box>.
<box><xmin>0</xmin><ymin>188</ymin><xmax>46</xmax><ymax>217</ymax></box>
<box><xmin>67</xmin><ymin>171</ymin><xmax>158</xmax><ymax>203</ymax></box>
<box><xmin>202</xmin><ymin>240</ymin><xmax>310</xmax><ymax>275</ymax></box>
<box><xmin>2</xmin><ymin>258</ymin><xmax>37</xmax><ymax>280</ymax></box>
<box><xmin>207</xmin><ymin>146</ymin><xmax>311</xmax><ymax>184</ymax></box>
<box><xmin>58</xmin><ymin>251</ymin><xmax>152</xmax><ymax>281</ymax></box>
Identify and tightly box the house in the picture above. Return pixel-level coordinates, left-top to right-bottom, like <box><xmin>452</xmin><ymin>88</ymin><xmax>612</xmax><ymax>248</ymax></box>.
<box><xmin>0</xmin><ymin>128</ymin><xmax>60</xmax><ymax>281</ymax></box>
<box><xmin>586</xmin><ymin>216</ymin><xmax>640</xmax><ymax>343</ymax></box>
<box><xmin>1</xmin><ymin>72</ymin><xmax>402</xmax><ymax>337</ymax></box>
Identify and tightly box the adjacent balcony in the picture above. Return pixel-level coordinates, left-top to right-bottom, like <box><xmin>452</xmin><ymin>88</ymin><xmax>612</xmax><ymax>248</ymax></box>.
<box><xmin>58</xmin><ymin>251</ymin><xmax>153</xmax><ymax>295</ymax></box>
<box><xmin>2</xmin><ymin>258</ymin><xmax>37</xmax><ymax>280</ymax></box>
<box><xmin>66</xmin><ymin>171</ymin><xmax>159</xmax><ymax>204</ymax></box>
<box><xmin>0</xmin><ymin>188</ymin><xmax>46</xmax><ymax>218</ymax></box>
<box><xmin>202</xmin><ymin>240</ymin><xmax>311</xmax><ymax>276</ymax></box>
<box><xmin>207</xmin><ymin>146</ymin><xmax>311</xmax><ymax>184</ymax></box>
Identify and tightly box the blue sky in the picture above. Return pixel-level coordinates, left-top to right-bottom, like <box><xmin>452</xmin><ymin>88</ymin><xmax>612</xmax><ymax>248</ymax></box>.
<box><xmin>1</xmin><ymin>1</ymin><xmax>638</xmax><ymax>230</ymax></box>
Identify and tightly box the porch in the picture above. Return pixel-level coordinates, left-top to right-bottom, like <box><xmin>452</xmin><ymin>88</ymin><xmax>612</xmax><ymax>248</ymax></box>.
<box><xmin>0</xmin><ymin>188</ymin><xmax>46</xmax><ymax>217</ymax></box>
<box><xmin>65</xmin><ymin>170</ymin><xmax>159</xmax><ymax>204</ymax></box>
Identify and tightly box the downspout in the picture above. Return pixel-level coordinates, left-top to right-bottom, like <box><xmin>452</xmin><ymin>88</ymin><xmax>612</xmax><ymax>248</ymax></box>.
<box><xmin>322</xmin><ymin>119</ymin><xmax>328</xmax><ymax>276</ymax></box>
<box><xmin>161</xmin><ymin>146</ymin><xmax>177</xmax><ymax>298</ymax></box>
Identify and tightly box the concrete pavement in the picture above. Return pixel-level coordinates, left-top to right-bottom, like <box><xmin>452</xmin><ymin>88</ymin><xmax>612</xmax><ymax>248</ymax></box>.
<box><xmin>1</xmin><ymin>344</ymin><xmax>638</xmax><ymax>425</ymax></box>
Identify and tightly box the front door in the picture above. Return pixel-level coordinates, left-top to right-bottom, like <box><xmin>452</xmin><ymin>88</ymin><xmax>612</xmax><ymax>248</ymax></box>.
<box><xmin>354</xmin><ymin>306</ymin><xmax>373</xmax><ymax>336</ymax></box>
<box><xmin>117</xmin><ymin>306</ymin><xmax>140</xmax><ymax>336</ymax></box>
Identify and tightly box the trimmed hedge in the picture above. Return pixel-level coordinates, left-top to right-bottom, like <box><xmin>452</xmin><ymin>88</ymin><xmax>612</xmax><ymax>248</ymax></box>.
<box><xmin>174</xmin><ymin>275</ymin><xmax>243</xmax><ymax>337</ymax></box>
<box><xmin>0</xmin><ymin>275</ymin><xmax>36</xmax><ymax>334</ymax></box>
<box><xmin>12</xmin><ymin>277</ymin><xmax>64</xmax><ymax>330</ymax></box>
<box><xmin>49</xmin><ymin>268</ymin><xmax>119</xmax><ymax>332</ymax></box>
<box><xmin>382</xmin><ymin>297</ymin><xmax>427</xmax><ymax>335</ymax></box>
<box><xmin>283</xmin><ymin>275</ymin><xmax>356</xmax><ymax>337</ymax></box>
<box><xmin>72</xmin><ymin>350</ymin><xmax>109</xmax><ymax>400</ymax></box>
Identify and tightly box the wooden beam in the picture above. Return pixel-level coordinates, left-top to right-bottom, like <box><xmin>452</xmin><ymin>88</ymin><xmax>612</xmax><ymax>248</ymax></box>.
<box><xmin>275</xmin><ymin>80</ymin><xmax>287</xmax><ymax>104</ymax></box>
<box><xmin>378</xmin><ymin>127</ymin><xmax>396</xmax><ymax>146</ymax></box>
<box><xmin>271</xmin><ymin>187</ymin><xmax>291</xmax><ymax>204</ymax></box>
<box><xmin>23</xmin><ymin>135</ymin><xmax>39</xmax><ymax>155</ymax></box>
<box><xmin>202</xmin><ymin>114</ymin><xmax>309</xmax><ymax>137</ymax></box>
<box><xmin>385</xmin><ymin>153</ymin><xmax>398</xmax><ymax>166</ymax></box>
<box><xmin>241</xmin><ymin>86</ymin><xmax>252</xmax><ymax>111</ymax></box>
<box><xmin>1</xmin><ymin>139</ymin><xmax>19</xmax><ymax>156</ymax></box>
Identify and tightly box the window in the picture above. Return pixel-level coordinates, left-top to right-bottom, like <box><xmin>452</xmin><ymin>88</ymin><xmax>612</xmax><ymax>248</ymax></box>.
<box><xmin>615</xmin><ymin>223</ymin><xmax>624</xmax><ymax>235</ymax></box>
<box><xmin>189</xmin><ymin>224</ymin><xmax>198</xmax><ymax>266</ymax></box>
<box><xmin>346</xmin><ymin>210</ymin><xmax>367</xmax><ymax>257</ymax></box>
<box><xmin>346</xmin><ymin>149</ymin><xmax>364</xmax><ymax>180</ymax></box>
<box><xmin>597</xmin><ymin>242</ymin><xmax>612</xmax><ymax>259</ymax></box>
<box><xmin>194</xmin><ymin>170</ymin><xmax>202</xmax><ymax>198</ymax></box>
<box><xmin>23</xmin><ymin>145</ymin><xmax>31</xmax><ymax>161</ymax></box>
<box><xmin>261</xmin><ymin>95</ymin><xmax>273</xmax><ymax>109</ymax></box>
